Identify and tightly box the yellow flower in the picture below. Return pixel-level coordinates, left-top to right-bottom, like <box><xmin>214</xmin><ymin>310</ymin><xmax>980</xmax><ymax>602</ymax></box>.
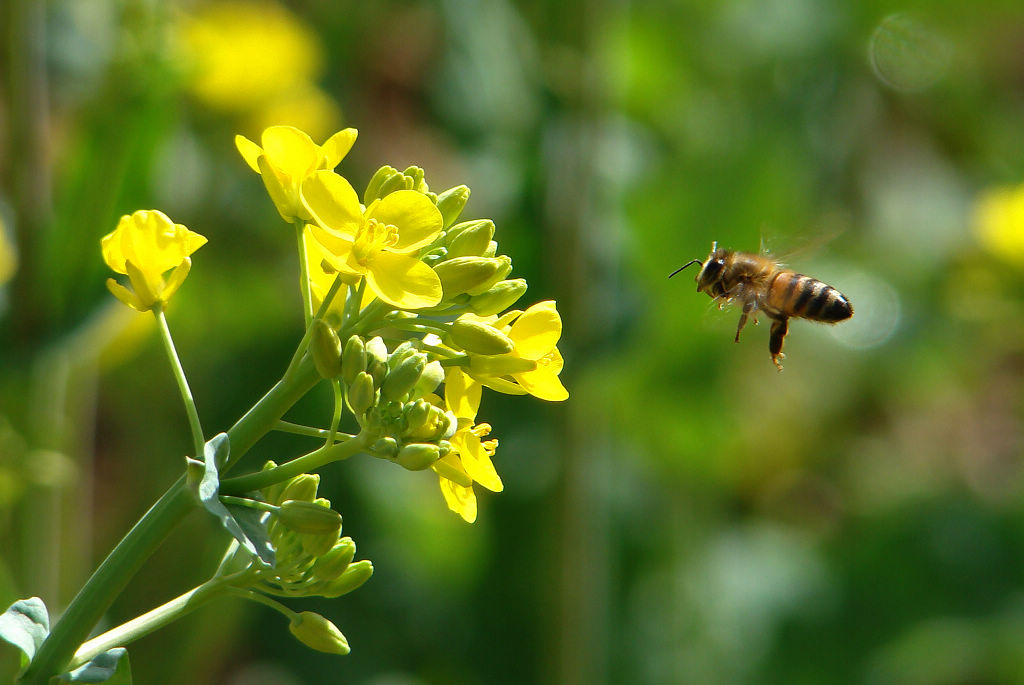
<box><xmin>303</xmin><ymin>226</ymin><xmax>375</xmax><ymax>320</ymax></box>
<box><xmin>301</xmin><ymin>170</ymin><xmax>443</xmax><ymax>310</ymax></box>
<box><xmin>464</xmin><ymin>301</ymin><xmax>569</xmax><ymax>401</ymax></box>
<box><xmin>434</xmin><ymin>368</ymin><xmax>502</xmax><ymax>523</ymax></box>
<box><xmin>179</xmin><ymin>1</ymin><xmax>320</xmax><ymax>113</ymax></box>
<box><xmin>101</xmin><ymin>210</ymin><xmax>207</xmax><ymax>312</ymax></box>
<box><xmin>236</xmin><ymin>125</ymin><xmax>357</xmax><ymax>221</ymax></box>
<box><xmin>974</xmin><ymin>182</ymin><xmax>1024</xmax><ymax>265</ymax></box>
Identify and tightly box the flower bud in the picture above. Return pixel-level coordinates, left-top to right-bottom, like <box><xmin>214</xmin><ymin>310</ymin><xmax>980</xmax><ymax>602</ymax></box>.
<box><xmin>312</xmin><ymin>537</ymin><xmax>356</xmax><ymax>581</ymax></box>
<box><xmin>483</xmin><ymin>240</ymin><xmax>498</xmax><ymax>258</ymax></box>
<box><xmin>370</xmin><ymin>436</ymin><xmax>399</xmax><ymax>459</ymax></box>
<box><xmin>365</xmin><ymin>336</ymin><xmax>389</xmax><ymax>385</ymax></box>
<box><xmin>277</xmin><ymin>500</ymin><xmax>342</xmax><ymax>535</ymax></box>
<box><xmin>378</xmin><ymin>171</ymin><xmax>411</xmax><ymax>198</ymax></box>
<box><xmin>347</xmin><ymin>371</ymin><xmax>376</xmax><ymax>414</ymax></box>
<box><xmin>469</xmin><ymin>279</ymin><xmax>528</xmax><ymax>316</ymax></box>
<box><xmin>386</xmin><ymin>340</ymin><xmax>418</xmax><ymax>370</ymax></box>
<box><xmin>404</xmin><ymin>399</ymin><xmax>433</xmax><ymax>433</ymax></box>
<box><xmin>310</xmin><ymin>320</ymin><xmax>343</xmax><ymax>379</ymax></box>
<box><xmin>434</xmin><ymin>257</ymin><xmax>504</xmax><ymax>298</ymax></box>
<box><xmin>465</xmin><ymin>255</ymin><xmax>512</xmax><ymax>296</ymax></box>
<box><xmin>445</xmin><ymin>219</ymin><xmax>494</xmax><ymax>258</ymax></box>
<box><xmin>289</xmin><ymin>611</ymin><xmax>350</xmax><ymax>655</ymax></box>
<box><xmin>450</xmin><ymin>319</ymin><xmax>515</xmax><ymax>355</ymax></box>
<box><xmin>414</xmin><ymin>360</ymin><xmax>445</xmax><ymax>397</ymax></box>
<box><xmin>381</xmin><ymin>353</ymin><xmax>426</xmax><ymax>401</ymax></box>
<box><xmin>322</xmin><ymin>559</ymin><xmax>374</xmax><ymax>598</ymax></box>
<box><xmin>341</xmin><ymin>335</ymin><xmax>367</xmax><ymax>384</ymax></box>
<box><xmin>469</xmin><ymin>354</ymin><xmax>538</xmax><ymax>376</ymax></box>
<box><xmin>396</xmin><ymin>442</ymin><xmax>441</xmax><ymax>470</ymax></box>
<box><xmin>435</xmin><ymin>185</ymin><xmax>470</xmax><ymax>228</ymax></box>
<box><xmin>281</xmin><ymin>473</ymin><xmax>320</xmax><ymax>503</ymax></box>
<box><xmin>260</xmin><ymin>460</ymin><xmax>284</xmax><ymax>505</ymax></box>
<box><xmin>402</xmin><ymin>165</ymin><xmax>428</xmax><ymax>193</ymax></box>
<box><xmin>363</xmin><ymin>165</ymin><xmax>399</xmax><ymax>204</ymax></box>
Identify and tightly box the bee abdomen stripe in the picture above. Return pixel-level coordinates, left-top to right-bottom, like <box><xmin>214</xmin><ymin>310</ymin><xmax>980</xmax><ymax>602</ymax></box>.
<box><xmin>805</xmin><ymin>283</ymin><xmax>834</xmax><ymax>319</ymax></box>
<box><xmin>792</xmin><ymin>277</ymin><xmax>820</xmax><ymax>315</ymax></box>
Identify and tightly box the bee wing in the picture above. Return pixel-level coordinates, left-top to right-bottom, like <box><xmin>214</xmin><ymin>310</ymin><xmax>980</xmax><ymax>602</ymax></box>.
<box><xmin>765</xmin><ymin>220</ymin><xmax>849</xmax><ymax>263</ymax></box>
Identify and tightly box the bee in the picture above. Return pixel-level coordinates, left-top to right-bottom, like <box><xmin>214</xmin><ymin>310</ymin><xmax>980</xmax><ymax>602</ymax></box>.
<box><xmin>670</xmin><ymin>241</ymin><xmax>853</xmax><ymax>371</ymax></box>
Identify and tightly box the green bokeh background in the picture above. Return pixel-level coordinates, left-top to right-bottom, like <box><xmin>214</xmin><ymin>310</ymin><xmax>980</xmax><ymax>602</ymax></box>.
<box><xmin>3</xmin><ymin>1</ymin><xmax>1024</xmax><ymax>683</ymax></box>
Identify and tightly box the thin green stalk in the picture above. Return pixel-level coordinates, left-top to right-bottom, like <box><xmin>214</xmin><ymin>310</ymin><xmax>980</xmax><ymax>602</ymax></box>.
<box><xmin>274</xmin><ymin>420</ymin><xmax>350</xmax><ymax>440</ymax></box>
<box><xmin>68</xmin><ymin>568</ymin><xmax>256</xmax><ymax>670</ymax></box>
<box><xmin>219</xmin><ymin>433</ymin><xmax>367</xmax><ymax>496</ymax></box>
<box><xmin>20</xmin><ymin>355</ymin><xmax>323</xmax><ymax>684</ymax></box>
<box><xmin>154</xmin><ymin>306</ymin><xmax>204</xmax><ymax>459</ymax></box>
<box><xmin>295</xmin><ymin>220</ymin><xmax>313</xmax><ymax>326</ymax></box>
<box><xmin>18</xmin><ymin>482</ymin><xmax>195</xmax><ymax>684</ymax></box>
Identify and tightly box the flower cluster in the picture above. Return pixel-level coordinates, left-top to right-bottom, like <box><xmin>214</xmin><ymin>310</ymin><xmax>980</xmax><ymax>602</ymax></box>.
<box><xmin>233</xmin><ymin>125</ymin><xmax>569</xmax><ymax>521</ymax></box>
<box><xmin>102</xmin><ymin>124</ymin><xmax>568</xmax><ymax>525</ymax></box>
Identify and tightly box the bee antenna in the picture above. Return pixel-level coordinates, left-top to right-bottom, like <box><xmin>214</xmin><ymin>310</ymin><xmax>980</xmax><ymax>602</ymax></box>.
<box><xmin>669</xmin><ymin>259</ymin><xmax>702</xmax><ymax>278</ymax></box>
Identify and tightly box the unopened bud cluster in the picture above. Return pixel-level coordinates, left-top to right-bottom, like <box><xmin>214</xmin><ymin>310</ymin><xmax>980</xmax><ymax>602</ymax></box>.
<box><xmin>330</xmin><ymin>335</ymin><xmax>456</xmax><ymax>472</ymax></box>
<box><xmin>255</xmin><ymin>465</ymin><xmax>373</xmax><ymax>599</ymax></box>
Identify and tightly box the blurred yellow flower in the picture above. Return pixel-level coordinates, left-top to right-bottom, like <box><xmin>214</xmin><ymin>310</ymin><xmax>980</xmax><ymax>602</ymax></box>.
<box><xmin>101</xmin><ymin>210</ymin><xmax>207</xmax><ymax>311</ymax></box>
<box><xmin>180</xmin><ymin>1</ymin><xmax>317</xmax><ymax>111</ymax></box>
<box><xmin>0</xmin><ymin>217</ymin><xmax>16</xmax><ymax>286</ymax></box>
<box><xmin>301</xmin><ymin>170</ymin><xmax>444</xmax><ymax>310</ymax></box>
<box><xmin>974</xmin><ymin>182</ymin><xmax>1024</xmax><ymax>264</ymax></box>
<box><xmin>236</xmin><ymin>126</ymin><xmax>357</xmax><ymax>222</ymax></box>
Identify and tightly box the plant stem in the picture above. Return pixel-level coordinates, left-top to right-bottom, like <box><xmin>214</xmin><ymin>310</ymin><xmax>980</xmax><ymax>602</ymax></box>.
<box><xmin>155</xmin><ymin>306</ymin><xmax>205</xmax><ymax>459</ymax></box>
<box><xmin>219</xmin><ymin>433</ymin><xmax>367</xmax><ymax>496</ymax></box>
<box><xmin>67</xmin><ymin>569</ymin><xmax>255</xmax><ymax>670</ymax></box>
<box><xmin>295</xmin><ymin>220</ymin><xmax>313</xmax><ymax>326</ymax></box>
<box><xmin>19</xmin><ymin>355</ymin><xmax>323</xmax><ymax>683</ymax></box>
<box><xmin>18</xmin><ymin>481</ymin><xmax>195</xmax><ymax>684</ymax></box>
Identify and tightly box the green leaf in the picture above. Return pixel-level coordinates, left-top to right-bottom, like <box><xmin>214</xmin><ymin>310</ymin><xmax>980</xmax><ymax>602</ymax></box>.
<box><xmin>188</xmin><ymin>433</ymin><xmax>275</xmax><ymax>566</ymax></box>
<box><xmin>56</xmin><ymin>648</ymin><xmax>131</xmax><ymax>684</ymax></box>
<box><xmin>0</xmin><ymin>597</ymin><xmax>49</xmax><ymax>667</ymax></box>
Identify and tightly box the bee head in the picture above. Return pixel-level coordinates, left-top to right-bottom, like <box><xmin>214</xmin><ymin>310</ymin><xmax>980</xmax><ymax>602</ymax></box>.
<box><xmin>696</xmin><ymin>243</ymin><xmax>726</xmax><ymax>293</ymax></box>
<box><xmin>670</xmin><ymin>242</ymin><xmax>725</xmax><ymax>294</ymax></box>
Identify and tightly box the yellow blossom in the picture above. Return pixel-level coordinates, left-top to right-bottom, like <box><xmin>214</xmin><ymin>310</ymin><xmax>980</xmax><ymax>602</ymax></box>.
<box><xmin>180</xmin><ymin>1</ymin><xmax>319</xmax><ymax>113</ymax></box>
<box><xmin>433</xmin><ymin>369</ymin><xmax>502</xmax><ymax>523</ymax></box>
<box><xmin>236</xmin><ymin>126</ymin><xmax>357</xmax><ymax>221</ymax></box>
<box><xmin>463</xmin><ymin>301</ymin><xmax>569</xmax><ymax>401</ymax></box>
<box><xmin>301</xmin><ymin>170</ymin><xmax>443</xmax><ymax>310</ymax></box>
<box><xmin>974</xmin><ymin>182</ymin><xmax>1024</xmax><ymax>265</ymax></box>
<box><xmin>101</xmin><ymin>210</ymin><xmax>207</xmax><ymax>312</ymax></box>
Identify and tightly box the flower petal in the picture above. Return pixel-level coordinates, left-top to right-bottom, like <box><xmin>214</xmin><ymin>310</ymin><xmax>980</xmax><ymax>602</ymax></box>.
<box><xmin>455</xmin><ymin>432</ymin><xmax>503</xmax><ymax>492</ymax></box>
<box><xmin>444</xmin><ymin>368</ymin><xmax>481</xmax><ymax>419</ymax></box>
<box><xmin>512</xmin><ymin>365</ymin><xmax>569</xmax><ymax>401</ymax></box>
<box><xmin>319</xmin><ymin>128</ymin><xmax>358</xmax><ymax>169</ymax></box>
<box><xmin>301</xmin><ymin>170</ymin><xmax>363</xmax><ymax>235</ymax></box>
<box><xmin>235</xmin><ymin>134</ymin><xmax>263</xmax><ymax>173</ymax></box>
<box><xmin>260</xmin><ymin>125</ymin><xmax>318</xmax><ymax>179</ymax></box>
<box><xmin>439</xmin><ymin>474</ymin><xmax>477</xmax><ymax>523</ymax></box>
<box><xmin>507</xmin><ymin>300</ymin><xmax>562</xmax><ymax>360</ymax></box>
<box><xmin>364</xmin><ymin>251</ymin><xmax>442</xmax><ymax>309</ymax></box>
<box><xmin>368</xmin><ymin>190</ymin><xmax>442</xmax><ymax>252</ymax></box>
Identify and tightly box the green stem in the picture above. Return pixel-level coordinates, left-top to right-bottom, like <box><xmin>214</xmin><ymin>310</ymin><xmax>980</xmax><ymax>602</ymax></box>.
<box><xmin>67</xmin><ymin>568</ymin><xmax>255</xmax><ymax>670</ymax></box>
<box><xmin>18</xmin><ymin>482</ymin><xmax>195</xmax><ymax>683</ymax></box>
<box><xmin>19</xmin><ymin>355</ymin><xmax>323</xmax><ymax>684</ymax></box>
<box><xmin>274</xmin><ymin>420</ymin><xmax>351</xmax><ymax>440</ymax></box>
<box><xmin>295</xmin><ymin>220</ymin><xmax>313</xmax><ymax>326</ymax></box>
<box><xmin>155</xmin><ymin>307</ymin><xmax>205</xmax><ymax>459</ymax></box>
<box><xmin>224</xmin><ymin>587</ymin><xmax>299</xmax><ymax>622</ymax></box>
<box><xmin>219</xmin><ymin>433</ymin><xmax>367</xmax><ymax>496</ymax></box>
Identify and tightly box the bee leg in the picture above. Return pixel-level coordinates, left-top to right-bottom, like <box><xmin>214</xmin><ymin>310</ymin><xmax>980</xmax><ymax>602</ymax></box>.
<box><xmin>769</xmin><ymin>317</ymin><xmax>789</xmax><ymax>371</ymax></box>
<box><xmin>734</xmin><ymin>301</ymin><xmax>756</xmax><ymax>343</ymax></box>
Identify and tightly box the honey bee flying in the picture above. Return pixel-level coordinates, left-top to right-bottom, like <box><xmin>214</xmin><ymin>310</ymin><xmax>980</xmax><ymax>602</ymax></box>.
<box><xmin>670</xmin><ymin>242</ymin><xmax>853</xmax><ymax>371</ymax></box>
